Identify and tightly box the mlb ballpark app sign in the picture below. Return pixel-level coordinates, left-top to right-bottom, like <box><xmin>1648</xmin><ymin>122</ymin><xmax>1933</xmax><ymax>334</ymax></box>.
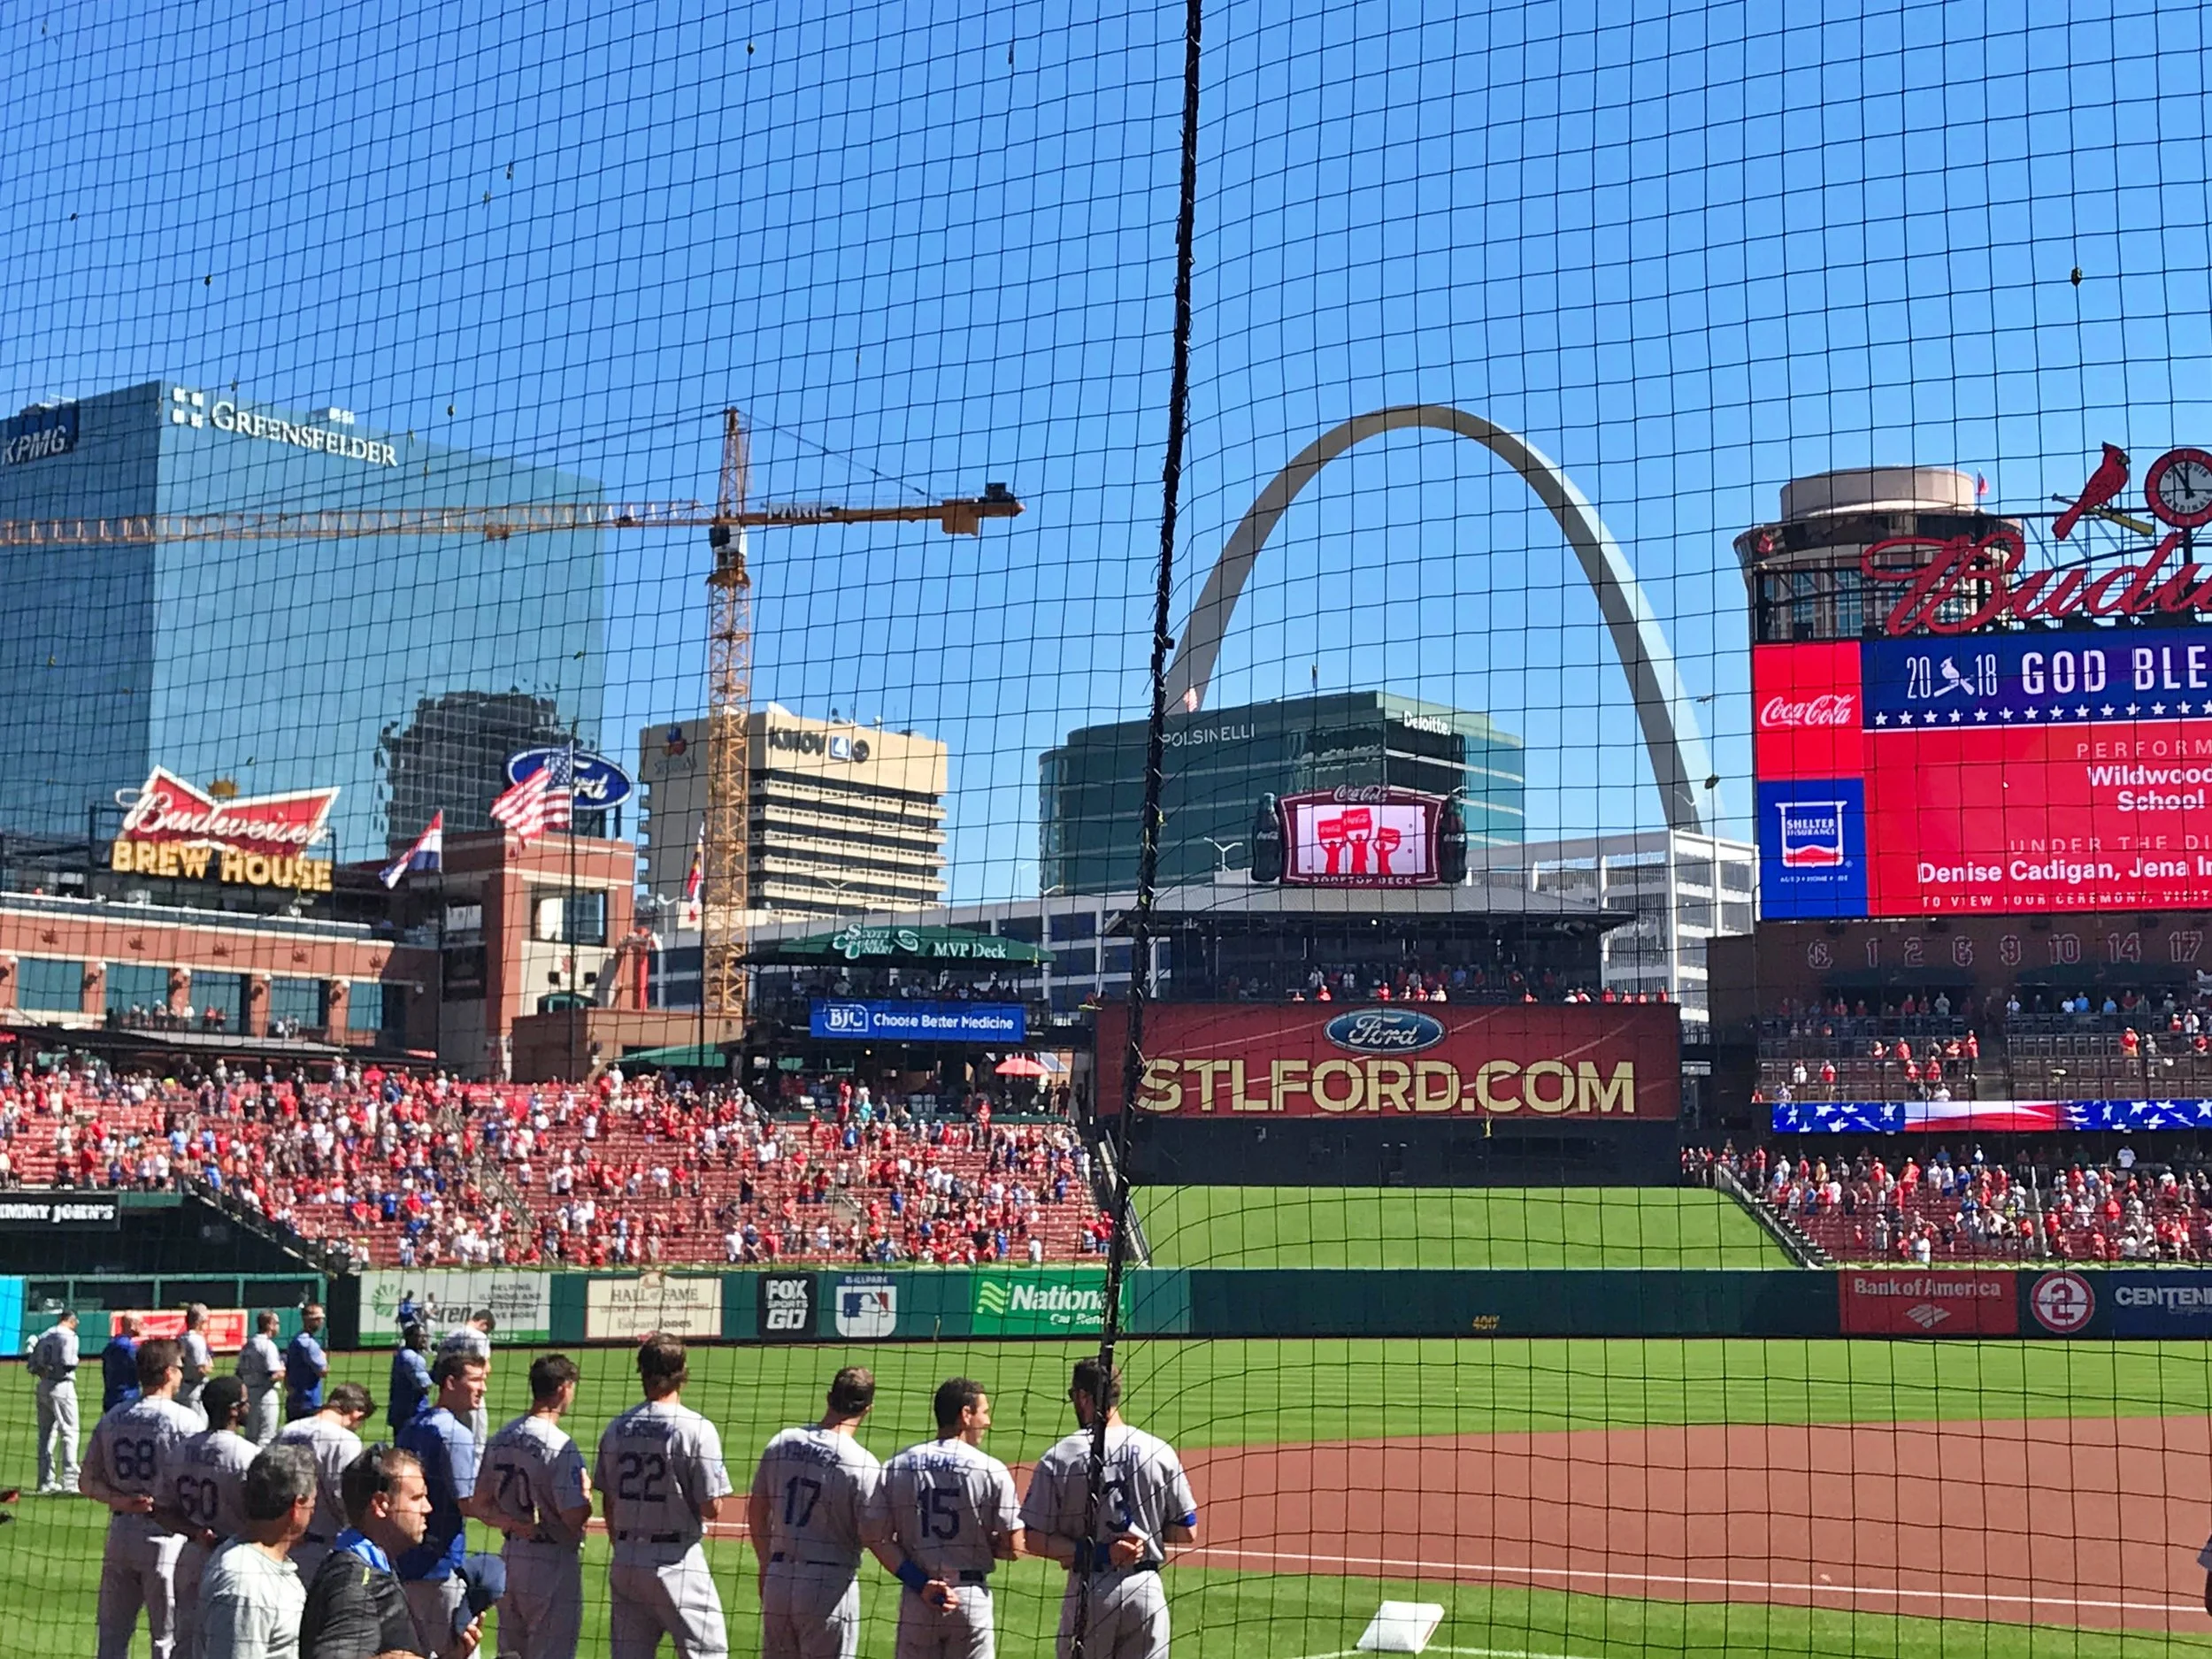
<box><xmin>1757</xmin><ymin>634</ymin><xmax>2212</xmax><ymax>917</ymax></box>
<box><xmin>1095</xmin><ymin>1002</ymin><xmax>1679</xmax><ymax>1119</ymax></box>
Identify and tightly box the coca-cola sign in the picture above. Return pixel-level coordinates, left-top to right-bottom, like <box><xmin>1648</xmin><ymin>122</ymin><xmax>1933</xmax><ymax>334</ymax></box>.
<box><xmin>1760</xmin><ymin>693</ymin><xmax>1856</xmax><ymax>727</ymax></box>
<box><xmin>1863</xmin><ymin>528</ymin><xmax>2212</xmax><ymax>637</ymax></box>
<box><xmin>117</xmin><ymin>768</ymin><xmax>339</xmax><ymax>854</ymax></box>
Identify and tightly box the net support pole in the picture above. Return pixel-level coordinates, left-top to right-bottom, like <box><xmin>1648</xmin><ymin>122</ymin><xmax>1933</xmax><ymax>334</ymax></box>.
<box><xmin>1071</xmin><ymin>0</ymin><xmax>1205</xmax><ymax>1655</ymax></box>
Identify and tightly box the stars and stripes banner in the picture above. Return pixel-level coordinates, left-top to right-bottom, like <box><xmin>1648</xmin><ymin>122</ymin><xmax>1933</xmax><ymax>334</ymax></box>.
<box><xmin>379</xmin><ymin>810</ymin><xmax>443</xmax><ymax>888</ymax></box>
<box><xmin>1771</xmin><ymin>1098</ymin><xmax>2212</xmax><ymax>1134</ymax></box>
<box><xmin>488</xmin><ymin>749</ymin><xmax>573</xmax><ymax>845</ymax></box>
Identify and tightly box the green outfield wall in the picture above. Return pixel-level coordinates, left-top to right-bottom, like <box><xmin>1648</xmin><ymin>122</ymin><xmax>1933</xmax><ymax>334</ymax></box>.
<box><xmin>319</xmin><ymin>1264</ymin><xmax>2212</xmax><ymax>1348</ymax></box>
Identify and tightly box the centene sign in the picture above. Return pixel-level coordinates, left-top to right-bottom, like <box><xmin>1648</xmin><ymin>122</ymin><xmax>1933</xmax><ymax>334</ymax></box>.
<box><xmin>1094</xmin><ymin>1002</ymin><xmax>1679</xmax><ymax>1119</ymax></box>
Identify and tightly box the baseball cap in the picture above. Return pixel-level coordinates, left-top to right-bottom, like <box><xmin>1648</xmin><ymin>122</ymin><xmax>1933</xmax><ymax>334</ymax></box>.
<box><xmin>453</xmin><ymin>1553</ymin><xmax>506</xmax><ymax>1633</ymax></box>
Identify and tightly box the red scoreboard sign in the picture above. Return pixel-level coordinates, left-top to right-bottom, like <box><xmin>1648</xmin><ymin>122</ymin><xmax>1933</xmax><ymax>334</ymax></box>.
<box><xmin>1094</xmin><ymin>1002</ymin><xmax>1680</xmax><ymax>1120</ymax></box>
<box><xmin>1756</xmin><ymin>634</ymin><xmax>2212</xmax><ymax>918</ymax></box>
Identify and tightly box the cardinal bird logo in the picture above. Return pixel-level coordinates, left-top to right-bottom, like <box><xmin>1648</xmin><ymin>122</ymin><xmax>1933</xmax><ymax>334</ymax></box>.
<box><xmin>2053</xmin><ymin>443</ymin><xmax>2130</xmax><ymax>540</ymax></box>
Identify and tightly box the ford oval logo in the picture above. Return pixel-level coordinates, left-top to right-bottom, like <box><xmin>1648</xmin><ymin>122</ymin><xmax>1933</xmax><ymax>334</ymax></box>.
<box><xmin>506</xmin><ymin>747</ymin><xmax>635</xmax><ymax>811</ymax></box>
<box><xmin>1323</xmin><ymin>1009</ymin><xmax>1446</xmax><ymax>1055</ymax></box>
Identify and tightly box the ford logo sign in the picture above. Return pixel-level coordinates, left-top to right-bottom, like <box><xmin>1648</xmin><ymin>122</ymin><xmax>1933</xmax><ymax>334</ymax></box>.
<box><xmin>506</xmin><ymin>747</ymin><xmax>635</xmax><ymax>811</ymax></box>
<box><xmin>1323</xmin><ymin>1009</ymin><xmax>1446</xmax><ymax>1055</ymax></box>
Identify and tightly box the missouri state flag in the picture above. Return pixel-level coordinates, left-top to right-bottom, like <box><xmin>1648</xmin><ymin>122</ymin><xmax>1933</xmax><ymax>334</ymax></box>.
<box><xmin>685</xmin><ymin>823</ymin><xmax>704</xmax><ymax>902</ymax></box>
<box><xmin>380</xmin><ymin>810</ymin><xmax>443</xmax><ymax>889</ymax></box>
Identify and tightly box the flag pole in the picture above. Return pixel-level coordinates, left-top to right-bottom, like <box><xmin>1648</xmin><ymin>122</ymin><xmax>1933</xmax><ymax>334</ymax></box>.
<box><xmin>566</xmin><ymin>730</ymin><xmax>580</xmax><ymax>1084</ymax></box>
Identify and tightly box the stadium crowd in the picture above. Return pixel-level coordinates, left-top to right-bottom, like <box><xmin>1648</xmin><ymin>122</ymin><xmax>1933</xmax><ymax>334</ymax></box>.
<box><xmin>1687</xmin><ymin>1140</ymin><xmax>2212</xmax><ymax>1263</ymax></box>
<box><xmin>0</xmin><ymin>1055</ymin><xmax>1103</xmax><ymax>1270</ymax></box>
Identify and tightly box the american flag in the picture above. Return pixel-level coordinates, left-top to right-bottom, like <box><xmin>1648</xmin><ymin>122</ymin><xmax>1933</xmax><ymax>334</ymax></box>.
<box><xmin>488</xmin><ymin>749</ymin><xmax>574</xmax><ymax>844</ymax></box>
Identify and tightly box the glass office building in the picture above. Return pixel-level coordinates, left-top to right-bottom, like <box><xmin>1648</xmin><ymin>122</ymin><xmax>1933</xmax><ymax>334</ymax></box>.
<box><xmin>1040</xmin><ymin>691</ymin><xmax>1525</xmax><ymax>895</ymax></box>
<box><xmin>0</xmin><ymin>381</ymin><xmax>604</xmax><ymax>858</ymax></box>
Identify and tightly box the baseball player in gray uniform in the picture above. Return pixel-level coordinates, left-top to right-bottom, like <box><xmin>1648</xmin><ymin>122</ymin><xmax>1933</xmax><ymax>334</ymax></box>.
<box><xmin>595</xmin><ymin>1333</ymin><xmax>734</xmax><ymax>1659</ymax></box>
<box><xmin>273</xmin><ymin>1379</ymin><xmax>374</xmax><ymax>1586</ymax></box>
<box><xmin>1020</xmin><ymin>1360</ymin><xmax>1199</xmax><ymax>1659</ymax></box>
<box><xmin>881</xmin><ymin>1379</ymin><xmax>1025</xmax><ymax>1659</ymax></box>
<box><xmin>154</xmin><ymin>1375</ymin><xmax>257</xmax><ymax>1659</ymax></box>
<box><xmin>82</xmin><ymin>1336</ymin><xmax>203</xmax><ymax>1659</ymax></box>
<box><xmin>480</xmin><ymin>1353</ymin><xmax>595</xmax><ymax>1659</ymax></box>
<box><xmin>234</xmin><ymin>1313</ymin><xmax>285</xmax><ymax>1448</ymax></box>
<box><xmin>747</xmin><ymin>1367</ymin><xmax>897</xmax><ymax>1659</ymax></box>
<box><xmin>30</xmin><ymin>1308</ymin><xmax>82</xmax><ymax>1493</ymax></box>
<box><xmin>177</xmin><ymin>1304</ymin><xmax>216</xmax><ymax>1425</ymax></box>
<box><xmin>438</xmin><ymin>1310</ymin><xmax>496</xmax><ymax>1447</ymax></box>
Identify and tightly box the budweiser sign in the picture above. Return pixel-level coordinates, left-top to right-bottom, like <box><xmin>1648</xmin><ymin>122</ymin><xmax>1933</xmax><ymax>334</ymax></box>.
<box><xmin>1760</xmin><ymin>693</ymin><xmax>1855</xmax><ymax>727</ymax></box>
<box><xmin>1864</xmin><ymin>528</ymin><xmax>2212</xmax><ymax>637</ymax></box>
<box><xmin>118</xmin><ymin>768</ymin><xmax>339</xmax><ymax>854</ymax></box>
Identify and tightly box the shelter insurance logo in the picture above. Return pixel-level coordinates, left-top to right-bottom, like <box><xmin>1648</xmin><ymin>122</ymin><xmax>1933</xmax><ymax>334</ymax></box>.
<box><xmin>1776</xmin><ymin>801</ymin><xmax>1847</xmax><ymax>867</ymax></box>
<box><xmin>2030</xmin><ymin>1271</ymin><xmax>2097</xmax><ymax>1334</ymax></box>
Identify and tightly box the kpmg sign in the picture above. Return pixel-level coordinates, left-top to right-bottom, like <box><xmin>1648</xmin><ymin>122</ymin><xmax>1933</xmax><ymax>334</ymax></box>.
<box><xmin>2</xmin><ymin>403</ymin><xmax>77</xmax><ymax>466</ymax></box>
<box><xmin>810</xmin><ymin>1000</ymin><xmax>1026</xmax><ymax>1044</ymax></box>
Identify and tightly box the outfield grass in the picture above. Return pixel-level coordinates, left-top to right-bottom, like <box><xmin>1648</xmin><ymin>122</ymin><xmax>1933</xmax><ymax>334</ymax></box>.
<box><xmin>1138</xmin><ymin>1186</ymin><xmax>1791</xmax><ymax>1269</ymax></box>
<box><xmin>5</xmin><ymin>1336</ymin><xmax>2211</xmax><ymax>1656</ymax></box>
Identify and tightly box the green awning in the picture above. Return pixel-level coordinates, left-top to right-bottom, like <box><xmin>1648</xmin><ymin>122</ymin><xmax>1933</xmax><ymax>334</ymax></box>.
<box><xmin>616</xmin><ymin>1042</ymin><xmax>734</xmax><ymax>1068</ymax></box>
<box><xmin>745</xmin><ymin>925</ymin><xmax>1053</xmax><ymax>967</ymax></box>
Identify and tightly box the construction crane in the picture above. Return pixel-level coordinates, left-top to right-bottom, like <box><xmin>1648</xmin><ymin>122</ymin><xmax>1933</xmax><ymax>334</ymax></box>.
<box><xmin>0</xmin><ymin>409</ymin><xmax>1023</xmax><ymax>1026</ymax></box>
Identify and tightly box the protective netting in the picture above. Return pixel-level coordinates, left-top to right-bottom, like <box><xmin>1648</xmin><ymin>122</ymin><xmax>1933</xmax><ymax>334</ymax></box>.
<box><xmin>4</xmin><ymin>2</ymin><xmax>2212</xmax><ymax>1656</ymax></box>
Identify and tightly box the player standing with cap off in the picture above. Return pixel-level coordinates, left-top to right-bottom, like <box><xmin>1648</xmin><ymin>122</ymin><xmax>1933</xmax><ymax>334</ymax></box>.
<box><xmin>30</xmin><ymin>1307</ymin><xmax>82</xmax><ymax>1494</ymax></box>
<box><xmin>880</xmin><ymin>1378</ymin><xmax>1024</xmax><ymax>1659</ymax></box>
<box><xmin>479</xmin><ymin>1355</ymin><xmax>594</xmax><ymax>1659</ymax></box>
<box><xmin>595</xmin><ymin>1333</ymin><xmax>733</xmax><ymax>1659</ymax></box>
<box><xmin>746</xmin><ymin>1367</ymin><xmax>897</xmax><ymax>1659</ymax></box>
<box><xmin>156</xmin><ymin>1374</ymin><xmax>257</xmax><ymax>1659</ymax></box>
<box><xmin>1020</xmin><ymin>1360</ymin><xmax>1198</xmax><ymax>1659</ymax></box>
<box><xmin>235</xmin><ymin>1313</ymin><xmax>285</xmax><ymax>1448</ymax></box>
<box><xmin>82</xmin><ymin>1336</ymin><xmax>202</xmax><ymax>1659</ymax></box>
<box><xmin>178</xmin><ymin>1304</ymin><xmax>215</xmax><ymax>1425</ymax></box>
<box><xmin>437</xmin><ymin>1310</ymin><xmax>495</xmax><ymax>1448</ymax></box>
<box><xmin>274</xmin><ymin>1381</ymin><xmax>375</xmax><ymax>1588</ymax></box>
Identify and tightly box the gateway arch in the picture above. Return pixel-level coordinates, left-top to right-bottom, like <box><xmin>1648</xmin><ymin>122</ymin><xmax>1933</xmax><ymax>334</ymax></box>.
<box><xmin>1164</xmin><ymin>403</ymin><xmax>1716</xmax><ymax>834</ymax></box>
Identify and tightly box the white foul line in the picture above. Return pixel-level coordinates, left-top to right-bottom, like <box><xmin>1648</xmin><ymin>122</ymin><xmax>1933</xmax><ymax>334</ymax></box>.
<box><xmin>1187</xmin><ymin>1543</ymin><xmax>2201</xmax><ymax>1619</ymax></box>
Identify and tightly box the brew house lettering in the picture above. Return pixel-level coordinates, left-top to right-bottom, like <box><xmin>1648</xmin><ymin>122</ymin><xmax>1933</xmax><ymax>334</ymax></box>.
<box><xmin>1865</xmin><ymin>528</ymin><xmax>2212</xmax><ymax>636</ymax></box>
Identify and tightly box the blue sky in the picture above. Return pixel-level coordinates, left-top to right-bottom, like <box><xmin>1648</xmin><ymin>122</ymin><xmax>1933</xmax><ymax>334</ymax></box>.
<box><xmin>5</xmin><ymin>0</ymin><xmax>2210</xmax><ymax>896</ymax></box>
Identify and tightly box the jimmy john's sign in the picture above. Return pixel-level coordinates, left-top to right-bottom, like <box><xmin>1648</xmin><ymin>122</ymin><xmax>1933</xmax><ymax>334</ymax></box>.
<box><xmin>109</xmin><ymin>768</ymin><xmax>339</xmax><ymax>892</ymax></box>
<box><xmin>1094</xmin><ymin>1002</ymin><xmax>1680</xmax><ymax>1120</ymax></box>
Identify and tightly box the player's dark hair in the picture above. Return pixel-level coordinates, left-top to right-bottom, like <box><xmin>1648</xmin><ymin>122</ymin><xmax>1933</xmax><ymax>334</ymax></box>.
<box><xmin>184</xmin><ymin>1302</ymin><xmax>208</xmax><ymax>1327</ymax></box>
<box><xmin>826</xmin><ymin>1365</ymin><xmax>876</xmax><ymax>1417</ymax></box>
<box><xmin>340</xmin><ymin>1443</ymin><xmax>423</xmax><ymax>1525</ymax></box>
<box><xmin>242</xmin><ymin>1443</ymin><xmax>317</xmax><ymax>1522</ymax></box>
<box><xmin>933</xmin><ymin>1377</ymin><xmax>985</xmax><ymax>1433</ymax></box>
<box><xmin>203</xmin><ymin>1374</ymin><xmax>247</xmax><ymax>1425</ymax></box>
<box><xmin>473</xmin><ymin>1310</ymin><xmax>496</xmax><ymax>1332</ymax></box>
<box><xmin>431</xmin><ymin>1349</ymin><xmax>484</xmax><ymax>1387</ymax></box>
<box><xmin>136</xmin><ymin>1336</ymin><xmax>182</xmax><ymax>1391</ymax></box>
<box><xmin>530</xmin><ymin>1354</ymin><xmax>580</xmax><ymax>1402</ymax></box>
<box><xmin>325</xmin><ymin>1382</ymin><xmax>375</xmax><ymax>1419</ymax></box>
<box><xmin>1071</xmin><ymin>1359</ymin><xmax>1123</xmax><ymax>1409</ymax></box>
<box><xmin>638</xmin><ymin>1333</ymin><xmax>687</xmax><ymax>1394</ymax></box>
<box><xmin>256</xmin><ymin>1311</ymin><xmax>280</xmax><ymax>1333</ymax></box>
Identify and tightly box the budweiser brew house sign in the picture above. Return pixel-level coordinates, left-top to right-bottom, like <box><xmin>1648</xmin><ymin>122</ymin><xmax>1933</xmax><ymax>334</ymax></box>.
<box><xmin>1755</xmin><ymin>445</ymin><xmax>2212</xmax><ymax>921</ymax></box>
<box><xmin>110</xmin><ymin>768</ymin><xmax>340</xmax><ymax>892</ymax></box>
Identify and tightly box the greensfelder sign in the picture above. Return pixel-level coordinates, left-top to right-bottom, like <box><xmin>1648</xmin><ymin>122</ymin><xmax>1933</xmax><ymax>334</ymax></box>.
<box><xmin>971</xmin><ymin>1270</ymin><xmax>1117</xmax><ymax>1335</ymax></box>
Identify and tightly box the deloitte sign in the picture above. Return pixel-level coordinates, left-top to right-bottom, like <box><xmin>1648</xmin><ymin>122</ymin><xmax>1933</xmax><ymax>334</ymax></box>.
<box><xmin>972</xmin><ymin>1272</ymin><xmax>1117</xmax><ymax>1336</ymax></box>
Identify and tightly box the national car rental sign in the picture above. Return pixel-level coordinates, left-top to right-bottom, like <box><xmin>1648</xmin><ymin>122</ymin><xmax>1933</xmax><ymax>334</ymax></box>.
<box><xmin>1094</xmin><ymin>1002</ymin><xmax>1679</xmax><ymax>1120</ymax></box>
